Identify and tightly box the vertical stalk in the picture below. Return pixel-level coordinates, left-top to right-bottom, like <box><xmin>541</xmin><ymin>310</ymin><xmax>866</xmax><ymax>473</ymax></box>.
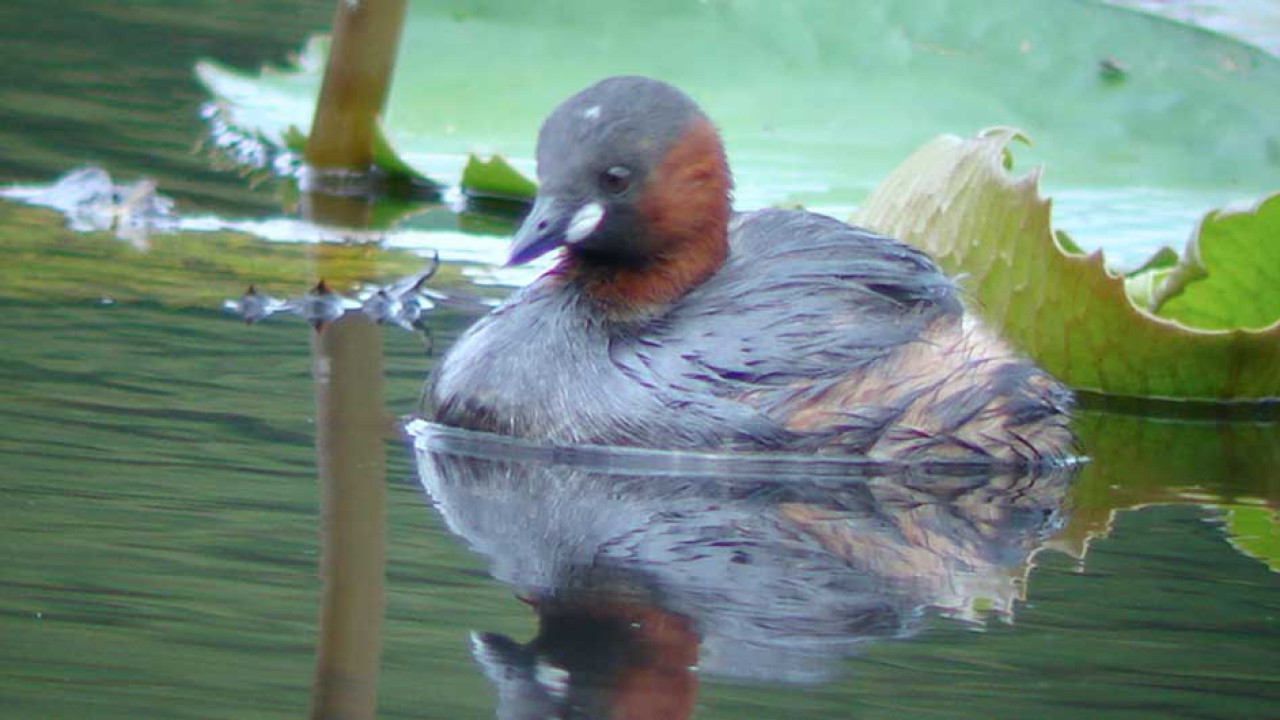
<box><xmin>310</xmin><ymin>312</ymin><xmax>387</xmax><ymax>720</ymax></box>
<box><xmin>305</xmin><ymin>0</ymin><xmax>408</xmax><ymax>171</ymax></box>
<box><xmin>303</xmin><ymin>4</ymin><xmax>405</xmax><ymax>713</ymax></box>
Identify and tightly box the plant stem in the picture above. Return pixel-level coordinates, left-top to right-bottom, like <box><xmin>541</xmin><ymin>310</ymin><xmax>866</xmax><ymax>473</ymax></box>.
<box><xmin>305</xmin><ymin>0</ymin><xmax>408</xmax><ymax>171</ymax></box>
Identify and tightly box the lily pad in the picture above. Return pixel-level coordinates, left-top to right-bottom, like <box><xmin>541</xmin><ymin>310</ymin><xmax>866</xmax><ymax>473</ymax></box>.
<box><xmin>195</xmin><ymin>0</ymin><xmax>1280</xmax><ymax>219</ymax></box>
<box><xmin>370</xmin><ymin>125</ymin><xmax>436</xmax><ymax>190</ymax></box>
<box><xmin>460</xmin><ymin>155</ymin><xmax>537</xmax><ymax>202</ymax></box>
<box><xmin>1146</xmin><ymin>193</ymin><xmax>1280</xmax><ymax>331</ymax></box>
<box><xmin>853</xmin><ymin>128</ymin><xmax>1280</xmax><ymax>401</ymax></box>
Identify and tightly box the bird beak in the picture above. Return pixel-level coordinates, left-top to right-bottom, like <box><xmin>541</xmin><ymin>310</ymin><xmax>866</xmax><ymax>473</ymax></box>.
<box><xmin>506</xmin><ymin>196</ymin><xmax>572</xmax><ymax>266</ymax></box>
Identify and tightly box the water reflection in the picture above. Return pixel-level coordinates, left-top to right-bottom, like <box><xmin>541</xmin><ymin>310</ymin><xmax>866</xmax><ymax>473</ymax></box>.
<box><xmin>409</xmin><ymin>422</ymin><xmax>1077</xmax><ymax>718</ymax></box>
<box><xmin>309</xmin><ymin>312</ymin><xmax>389</xmax><ymax>720</ymax></box>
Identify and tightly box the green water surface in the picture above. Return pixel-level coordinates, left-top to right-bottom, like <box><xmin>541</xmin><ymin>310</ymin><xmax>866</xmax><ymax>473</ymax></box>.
<box><xmin>0</xmin><ymin>1</ymin><xmax>1276</xmax><ymax>718</ymax></box>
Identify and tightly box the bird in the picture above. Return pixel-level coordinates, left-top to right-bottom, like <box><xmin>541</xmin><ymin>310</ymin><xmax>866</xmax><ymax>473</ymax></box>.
<box><xmin>427</xmin><ymin>76</ymin><xmax>1073</xmax><ymax>466</ymax></box>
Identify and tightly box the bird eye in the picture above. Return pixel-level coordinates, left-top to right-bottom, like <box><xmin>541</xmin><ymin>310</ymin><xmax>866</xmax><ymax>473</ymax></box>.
<box><xmin>599</xmin><ymin>165</ymin><xmax>633</xmax><ymax>195</ymax></box>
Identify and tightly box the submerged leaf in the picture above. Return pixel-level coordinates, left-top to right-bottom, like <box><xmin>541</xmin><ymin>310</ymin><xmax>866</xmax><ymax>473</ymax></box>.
<box><xmin>854</xmin><ymin>128</ymin><xmax>1280</xmax><ymax>401</ymax></box>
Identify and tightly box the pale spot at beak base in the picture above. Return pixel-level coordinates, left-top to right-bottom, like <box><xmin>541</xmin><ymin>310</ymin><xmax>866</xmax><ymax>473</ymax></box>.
<box><xmin>565</xmin><ymin>202</ymin><xmax>604</xmax><ymax>244</ymax></box>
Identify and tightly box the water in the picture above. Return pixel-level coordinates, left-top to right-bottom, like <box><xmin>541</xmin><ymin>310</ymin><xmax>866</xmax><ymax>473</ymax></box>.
<box><xmin>1</xmin><ymin>1</ymin><xmax>1277</xmax><ymax>719</ymax></box>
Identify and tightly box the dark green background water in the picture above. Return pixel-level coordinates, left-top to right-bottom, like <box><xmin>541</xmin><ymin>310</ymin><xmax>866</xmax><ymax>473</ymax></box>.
<box><xmin>1</xmin><ymin>1</ymin><xmax>1277</xmax><ymax>718</ymax></box>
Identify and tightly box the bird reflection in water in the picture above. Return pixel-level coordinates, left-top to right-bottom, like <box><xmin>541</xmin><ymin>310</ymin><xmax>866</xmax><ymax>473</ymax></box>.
<box><xmin>408</xmin><ymin>420</ymin><xmax>1077</xmax><ymax>719</ymax></box>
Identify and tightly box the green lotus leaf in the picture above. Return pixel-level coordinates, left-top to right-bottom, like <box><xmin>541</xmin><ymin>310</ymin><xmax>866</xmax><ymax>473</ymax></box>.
<box><xmin>194</xmin><ymin>0</ymin><xmax>1280</xmax><ymax>218</ymax></box>
<box><xmin>370</xmin><ymin>125</ymin><xmax>434</xmax><ymax>189</ymax></box>
<box><xmin>460</xmin><ymin>155</ymin><xmax>537</xmax><ymax>202</ymax></box>
<box><xmin>1143</xmin><ymin>193</ymin><xmax>1280</xmax><ymax>331</ymax></box>
<box><xmin>853</xmin><ymin>128</ymin><xmax>1280</xmax><ymax>401</ymax></box>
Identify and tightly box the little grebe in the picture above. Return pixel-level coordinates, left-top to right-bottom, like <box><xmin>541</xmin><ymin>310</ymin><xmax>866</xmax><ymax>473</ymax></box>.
<box><xmin>428</xmin><ymin>76</ymin><xmax>1073</xmax><ymax>465</ymax></box>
